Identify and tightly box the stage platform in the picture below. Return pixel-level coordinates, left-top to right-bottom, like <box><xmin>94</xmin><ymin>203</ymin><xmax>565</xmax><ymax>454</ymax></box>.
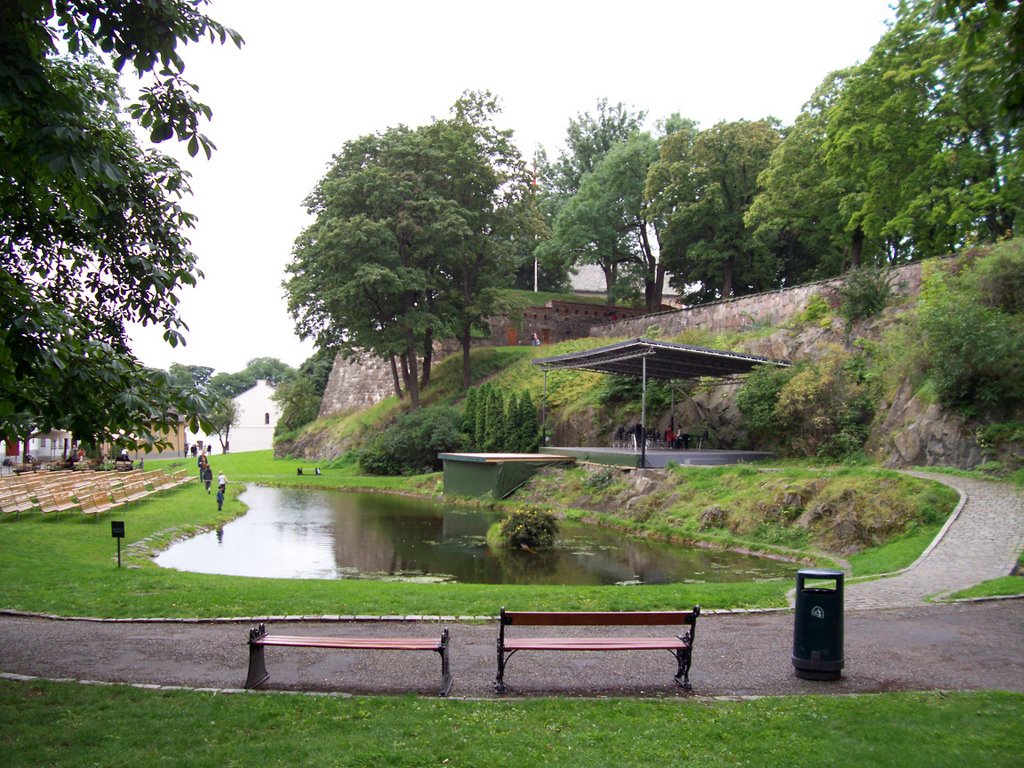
<box><xmin>540</xmin><ymin>446</ymin><xmax>773</xmax><ymax>468</ymax></box>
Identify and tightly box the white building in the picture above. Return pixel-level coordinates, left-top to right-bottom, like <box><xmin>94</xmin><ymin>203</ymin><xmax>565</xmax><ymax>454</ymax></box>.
<box><xmin>1</xmin><ymin>430</ymin><xmax>73</xmax><ymax>464</ymax></box>
<box><xmin>226</xmin><ymin>379</ymin><xmax>280</xmax><ymax>453</ymax></box>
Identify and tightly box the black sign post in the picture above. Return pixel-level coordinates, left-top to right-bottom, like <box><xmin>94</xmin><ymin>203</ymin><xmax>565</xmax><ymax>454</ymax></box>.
<box><xmin>111</xmin><ymin>521</ymin><xmax>125</xmax><ymax>568</ymax></box>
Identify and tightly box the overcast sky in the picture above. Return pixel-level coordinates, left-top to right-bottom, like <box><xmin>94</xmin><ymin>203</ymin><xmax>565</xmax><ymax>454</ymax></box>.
<box><xmin>126</xmin><ymin>0</ymin><xmax>896</xmax><ymax>376</ymax></box>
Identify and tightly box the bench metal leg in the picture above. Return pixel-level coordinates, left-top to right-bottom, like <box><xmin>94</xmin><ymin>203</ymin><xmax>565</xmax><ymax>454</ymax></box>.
<box><xmin>494</xmin><ymin>647</ymin><xmax>517</xmax><ymax>694</ymax></box>
<box><xmin>672</xmin><ymin>646</ymin><xmax>693</xmax><ymax>691</ymax></box>
<box><xmin>437</xmin><ymin>627</ymin><xmax>453</xmax><ymax>697</ymax></box>
<box><xmin>245</xmin><ymin>624</ymin><xmax>270</xmax><ymax>689</ymax></box>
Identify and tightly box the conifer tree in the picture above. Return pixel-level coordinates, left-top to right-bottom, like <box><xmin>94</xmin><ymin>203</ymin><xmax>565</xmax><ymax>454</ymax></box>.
<box><xmin>462</xmin><ymin>387</ymin><xmax>479</xmax><ymax>435</ymax></box>
<box><xmin>518</xmin><ymin>390</ymin><xmax>540</xmax><ymax>451</ymax></box>
<box><xmin>473</xmin><ymin>383</ymin><xmax>491</xmax><ymax>449</ymax></box>
<box><xmin>483</xmin><ymin>387</ymin><xmax>506</xmax><ymax>452</ymax></box>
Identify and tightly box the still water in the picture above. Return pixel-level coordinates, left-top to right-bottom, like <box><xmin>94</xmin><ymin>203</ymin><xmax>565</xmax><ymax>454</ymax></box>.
<box><xmin>155</xmin><ymin>486</ymin><xmax>791</xmax><ymax>586</ymax></box>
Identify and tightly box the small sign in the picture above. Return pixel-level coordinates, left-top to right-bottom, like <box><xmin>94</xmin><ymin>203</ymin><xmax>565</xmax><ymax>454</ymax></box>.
<box><xmin>111</xmin><ymin>521</ymin><xmax>125</xmax><ymax>539</ymax></box>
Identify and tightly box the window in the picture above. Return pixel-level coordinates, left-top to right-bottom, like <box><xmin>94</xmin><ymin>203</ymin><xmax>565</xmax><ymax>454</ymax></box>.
<box><xmin>265</xmin><ymin>413</ymin><xmax>270</xmax><ymax>425</ymax></box>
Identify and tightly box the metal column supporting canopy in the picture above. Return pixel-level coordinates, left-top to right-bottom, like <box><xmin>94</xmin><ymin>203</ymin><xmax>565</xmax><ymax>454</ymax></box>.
<box><xmin>532</xmin><ymin>338</ymin><xmax>791</xmax><ymax>463</ymax></box>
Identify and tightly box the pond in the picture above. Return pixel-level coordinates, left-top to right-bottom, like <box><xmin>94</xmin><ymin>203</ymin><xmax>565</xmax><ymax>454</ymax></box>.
<box><xmin>155</xmin><ymin>486</ymin><xmax>792</xmax><ymax>586</ymax></box>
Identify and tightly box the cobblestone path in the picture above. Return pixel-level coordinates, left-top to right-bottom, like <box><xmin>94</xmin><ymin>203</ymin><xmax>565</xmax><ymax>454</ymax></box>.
<box><xmin>844</xmin><ymin>472</ymin><xmax>1024</xmax><ymax>610</ymax></box>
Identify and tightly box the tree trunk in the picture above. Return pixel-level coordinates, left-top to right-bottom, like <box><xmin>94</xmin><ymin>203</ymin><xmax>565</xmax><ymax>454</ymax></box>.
<box><xmin>389</xmin><ymin>355</ymin><xmax>404</xmax><ymax>400</ymax></box>
<box><xmin>461</xmin><ymin>319</ymin><xmax>473</xmax><ymax>390</ymax></box>
<box><xmin>602</xmin><ymin>261</ymin><xmax>617</xmax><ymax>304</ymax></box>
<box><xmin>404</xmin><ymin>334</ymin><xmax>420</xmax><ymax>410</ymax></box>
<box><xmin>639</xmin><ymin>222</ymin><xmax>663</xmax><ymax>312</ymax></box>
<box><xmin>721</xmin><ymin>256</ymin><xmax>735</xmax><ymax>298</ymax></box>
<box><xmin>850</xmin><ymin>226</ymin><xmax>864</xmax><ymax>270</ymax></box>
<box><xmin>420</xmin><ymin>327</ymin><xmax>433</xmax><ymax>391</ymax></box>
<box><xmin>400</xmin><ymin>353</ymin><xmax>412</xmax><ymax>395</ymax></box>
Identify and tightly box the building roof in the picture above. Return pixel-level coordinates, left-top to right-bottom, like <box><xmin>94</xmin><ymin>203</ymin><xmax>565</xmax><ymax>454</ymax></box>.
<box><xmin>531</xmin><ymin>338</ymin><xmax>789</xmax><ymax>381</ymax></box>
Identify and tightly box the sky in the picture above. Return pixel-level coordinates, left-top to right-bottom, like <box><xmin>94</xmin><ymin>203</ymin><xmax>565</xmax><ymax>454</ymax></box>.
<box><xmin>126</xmin><ymin>0</ymin><xmax>897</xmax><ymax>376</ymax></box>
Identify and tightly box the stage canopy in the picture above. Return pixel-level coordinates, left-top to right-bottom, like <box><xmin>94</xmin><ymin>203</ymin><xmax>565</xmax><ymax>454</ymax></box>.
<box><xmin>532</xmin><ymin>338</ymin><xmax>790</xmax><ymax>380</ymax></box>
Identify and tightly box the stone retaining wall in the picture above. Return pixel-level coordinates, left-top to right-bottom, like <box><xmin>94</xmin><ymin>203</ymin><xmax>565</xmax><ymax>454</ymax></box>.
<box><xmin>590</xmin><ymin>262</ymin><xmax>925</xmax><ymax>339</ymax></box>
<box><xmin>318</xmin><ymin>354</ymin><xmax>396</xmax><ymax>419</ymax></box>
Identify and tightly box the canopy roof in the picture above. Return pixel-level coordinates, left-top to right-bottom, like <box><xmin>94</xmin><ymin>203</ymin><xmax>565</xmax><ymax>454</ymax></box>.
<box><xmin>532</xmin><ymin>338</ymin><xmax>789</xmax><ymax>381</ymax></box>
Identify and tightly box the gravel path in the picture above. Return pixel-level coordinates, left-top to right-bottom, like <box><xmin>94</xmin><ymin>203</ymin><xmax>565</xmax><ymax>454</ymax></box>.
<box><xmin>1</xmin><ymin>601</ymin><xmax>1023</xmax><ymax>698</ymax></box>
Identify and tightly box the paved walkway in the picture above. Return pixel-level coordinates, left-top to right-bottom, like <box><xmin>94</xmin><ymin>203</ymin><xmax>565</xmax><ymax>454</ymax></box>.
<box><xmin>844</xmin><ymin>472</ymin><xmax>1024</xmax><ymax>609</ymax></box>
<box><xmin>2</xmin><ymin>601</ymin><xmax>1023</xmax><ymax>697</ymax></box>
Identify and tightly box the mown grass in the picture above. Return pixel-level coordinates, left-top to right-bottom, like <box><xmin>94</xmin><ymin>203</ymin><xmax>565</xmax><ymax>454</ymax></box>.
<box><xmin>0</xmin><ymin>452</ymin><xmax>788</xmax><ymax>618</ymax></box>
<box><xmin>0</xmin><ymin>451</ymin><xmax>973</xmax><ymax>617</ymax></box>
<box><xmin>2</xmin><ymin>680</ymin><xmax>1020</xmax><ymax>768</ymax></box>
<box><xmin>519</xmin><ymin>463</ymin><xmax>959</xmax><ymax>577</ymax></box>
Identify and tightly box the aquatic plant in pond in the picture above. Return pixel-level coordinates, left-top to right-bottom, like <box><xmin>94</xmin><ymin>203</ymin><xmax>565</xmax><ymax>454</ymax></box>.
<box><xmin>498</xmin><ymin>508</ymin><xmax>559</xmax><ymax>549</ymax></box>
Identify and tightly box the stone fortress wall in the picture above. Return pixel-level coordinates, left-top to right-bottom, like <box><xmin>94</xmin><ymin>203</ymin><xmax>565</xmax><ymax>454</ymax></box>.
<box><xmin>318</xmin><ymin>353</ymin><xmax>397</xmax><ymax>419</ymax></box>
<box><xmin>590</xmin><ymin>261</ymin><xmax>925</xmax><ymax>339</ymax></box>
<box><xmin>318</xmin><ymin>261</ymin><xmax>927</xmax><ymax>420</ymax></box>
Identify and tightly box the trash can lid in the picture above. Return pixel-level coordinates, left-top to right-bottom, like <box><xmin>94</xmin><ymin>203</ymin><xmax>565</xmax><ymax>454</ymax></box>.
<box><xmin>797</xmin><ymin>568</ymin><xmax>844</xmax><ymax>578</ymax></box>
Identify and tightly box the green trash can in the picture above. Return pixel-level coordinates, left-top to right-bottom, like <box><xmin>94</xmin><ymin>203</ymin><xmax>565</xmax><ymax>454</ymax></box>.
<box><xmin>792</xmin><ymin>568</ymin><xmax>844</xmax><ymax>680</ymax></box>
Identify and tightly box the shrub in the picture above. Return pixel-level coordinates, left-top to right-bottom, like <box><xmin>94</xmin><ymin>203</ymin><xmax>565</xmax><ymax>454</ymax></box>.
<box><xmin>358</xmin><ymin>406</ymin><xmax>465</xmax><ymax>475</ymax></box>
<box><xmin>736</xmin><ymin>363</ymin><xmax>795</xmax><ymax>445</ymax></box>
<box><xmin>769</xmin><ymin>347</ymin><xmax>876</xmax><ymax>460</ymax></box>
<box><xmin>462</xmin><ymin>385</ymin><xmax>539</xmax><ymax>453</ymax></box>
<box><xmin>797</xmin><ymin>293</ymin><xmax>832</xmax><ymax>325</ymax></box>
<box><xmin>498</xmin><ymin>507</ymin><xmax>559</xmax><ymax>549</ymax></box>
<box><xmin>836</xmin><ymin>266</ymin><xmax>893</xmax><ymax>325</ymax></box>
<box><xmin>583</xmin><ymin>466</ymin><xmax>618</xmax><ymax>492</ymax></box>
<box><xmin>969</xmin><ymin>239</ymin><xmax>1024</xmax><ymax>314</ymax></box>
<box><xmin>917</xmin><ymin>251</ymin><xmax>1024</xmax><ymax>415</ymax></box>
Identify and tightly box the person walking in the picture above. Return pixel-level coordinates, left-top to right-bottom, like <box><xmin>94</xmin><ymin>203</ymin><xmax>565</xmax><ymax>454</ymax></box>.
<box><xmin>215</xmin><ymin>485</ymin><xmax>225</xmax><ymax>511</ymax></box>
<box><xmin>217</xmin><ymin>471</ymin><xmax>227</xmax><ymax>494</ymax></box>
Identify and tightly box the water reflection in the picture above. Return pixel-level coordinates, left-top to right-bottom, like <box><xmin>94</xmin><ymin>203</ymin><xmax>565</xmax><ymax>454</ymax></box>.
<box><xmin>155</xmin><ymin>486</ymin><xmax>791</xmax><ymax>585</ymax></box>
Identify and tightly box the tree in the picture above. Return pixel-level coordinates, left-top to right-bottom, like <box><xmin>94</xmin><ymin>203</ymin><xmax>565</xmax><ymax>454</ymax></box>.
<box><xmin>462</xmin><ymin>386</ymin><xmax>480</xmax><ymax>435</ymax></box>
<box><xmin>208</xmin><ymin>358</ymin><xmax>294</xmax><ymax>400</ymax></box>
<box><xmin>272</xmin><ymin>376</ymin><xmax>321</xmax><ymax>436</ymax></box>
<box><xmin>933</xmin><ymin>0</ymin><xmax>1024</xmax><ymax>123</ymax></box>
<box><xmin>541</xmin><ymin>131</ymin><xmax>666</xmax><ymax>310</ymax></box>
<box><xmin>169</xmin><ymin>364</ymin><xmax>215</xmax><ymax>393</ymax></box>
<box><xmin>534</xmin><ymin>99</ymin><xmax>646</xmax><ymax>290</ymax></box>
<box><xmin>653</xmin><ymin>119</ymin><xmax>782</xmax><ymax>302</ymax></box>
<box><xmin>272</xmin><ymin>349</ymin><xmax>335</xmax><ymax>435</ymax></box>
<box><xmin>823</xmin><ymin>1</ymin><xmax>1022</xmax><ymax>264</ymax></box>
<box><xmin>429</xmin><ymin>92</ymin><xmax>531</xmax><ymax>389</ymax></box>
<box><xmin>0</xmin><ymin>1</ymin><xmax>241</xmax><ymax>449</ymax></box>
<box><xmin>286</xmin><ymin>93</ymin><xmax>529</xmax><ymax>402</ymax></box>
<box><xmin>287</xmin><ymin>125</ymin><xmax>456</xmax><ymax>409</ymax></box>
<box><xmin>745</xmin><ymin>73</ymin><xmax>853</xmax><ymax>282</ymax></box>
<box><xmin>540</xmin><ymin>99</ymin><xmax>647</xmax><ymax>199</ymax></box>
<box><xmin>206</xmin><ymin>396</ymin><xmax>238</xmax><ymax>453</ymax></box>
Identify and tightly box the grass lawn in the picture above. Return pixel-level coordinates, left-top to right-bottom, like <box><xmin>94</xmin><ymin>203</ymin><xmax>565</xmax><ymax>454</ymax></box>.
<box><xmin>0</xmin><ymin>451</ymin><xmax>789</xmax><ymax>618</ymax></box>
<box><xmin>0</xmin><ymin>451</ymin><xmax>974</xmax><ymax>617</ymax></box>
<box><xmin>2</xmin><ymin>680</ymin><xmax>1020</xmax><ymax>768</ymax></box>
<box><xmin>2</xmin><ymin>453</ymin><xmax>1019</xmax><ymax>764</ymax></box>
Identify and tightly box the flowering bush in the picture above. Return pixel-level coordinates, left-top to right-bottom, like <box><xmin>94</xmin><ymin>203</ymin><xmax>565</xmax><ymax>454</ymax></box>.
<box><xmin>498</xmin><ymin>508</ymin><xmax>559</xmax><ymax>549</ymax></box>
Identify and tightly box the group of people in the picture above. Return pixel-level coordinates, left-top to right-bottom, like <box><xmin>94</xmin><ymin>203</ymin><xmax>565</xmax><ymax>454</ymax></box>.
<box><xmin>197</xmin><ymin>451</ymin><xmax>228</xmax><ymax>510</ymax></box>
<box><xmin>613</xmin><ymin>425</ymin><xmax>710</xmax><ymax>450</ymax></box>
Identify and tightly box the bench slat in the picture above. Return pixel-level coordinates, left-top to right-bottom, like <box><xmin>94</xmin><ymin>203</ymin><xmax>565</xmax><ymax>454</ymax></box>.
<box><xmin>254</xmin><ymin>635</ymin><xmax>443</xmax><ymax>651</ymax></box>
<box><xmin>504</xmin><ymin>637</ymin><xmax>689</xmax><ymax>652</ymax></box>
<box><xmin>503</xmin><ymin>610</ymin><xmax>696</xmax><ymax>627</ymax></box>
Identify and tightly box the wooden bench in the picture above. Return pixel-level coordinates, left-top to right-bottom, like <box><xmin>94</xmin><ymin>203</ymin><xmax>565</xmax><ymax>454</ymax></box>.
<box><xmin>494</xmin><ymin>607</ymin><xmax>700</xmax><ymax>694</ymax></box>
<box><xmin>79</xmin><ymin>491</ymin><xmax>115</xmax><ymax>518</ymax></box>
<box><xmin>245</xmin><ymin>623</ymin><xmax>453</xmax><ymax>696</ymax></box>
